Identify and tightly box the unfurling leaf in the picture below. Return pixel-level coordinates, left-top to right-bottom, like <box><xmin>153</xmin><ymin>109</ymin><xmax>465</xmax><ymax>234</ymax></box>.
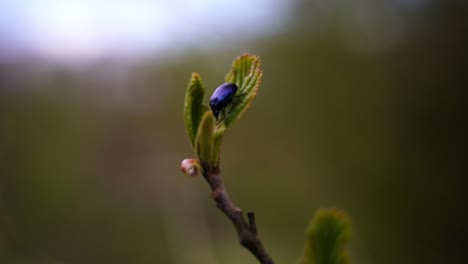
<box><xmin>225</xmin><ymin>53</ymin><xmax>256</xmax><ymax>89</ymax></box>
<box><xmin>183</xmin><ymin>54</ymin><xmax>263</xmax><ymax>166</ymax></box>
<box><xmin>195</xmin><ymin>111</ymin><xmax>215</xmax><ymax>163</ymax></box>
<box><xmin>212</xmin><ymin>123</ymin><xmax>226</xmax><ymax>166</ymax></box>
<box><xmin>223</xmin><ymin>53</ymin><xmax>263</xmax><ymax>127</ymax></box>
<box><xmin>301</xmin><ymin>209</ymin><xmax>351</xmax><ymax>264</ymax></box>
<box><xmin>184</xmin><ymin>72</ymin><xmax>207</xmax><ymax>147</ymax></box>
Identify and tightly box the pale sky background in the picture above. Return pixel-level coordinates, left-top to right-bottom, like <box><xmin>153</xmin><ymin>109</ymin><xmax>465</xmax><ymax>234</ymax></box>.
<box><xmin>0</xmin><ymin>0</ymin><xmax>433</xmax><ymax>62</ymax></box>
<box><xmin>0</xmin><ymin>0</ymin><xmax>293</xmax><ymax>61</ymax></box>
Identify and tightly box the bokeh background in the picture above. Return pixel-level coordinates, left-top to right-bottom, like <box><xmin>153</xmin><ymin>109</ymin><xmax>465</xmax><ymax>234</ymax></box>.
<box><xmin>1</xmin><ymin>1</ymin><xmax>467</xmax><ymax>263</ymax></box>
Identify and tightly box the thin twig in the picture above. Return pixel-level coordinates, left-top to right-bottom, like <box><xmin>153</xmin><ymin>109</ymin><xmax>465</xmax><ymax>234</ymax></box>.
<box><xmin>247</xmin><ymin>211</ymin><xmax>258</xmax><ymax>236</ymax></box>
<box><xmin>200</xmin><ymin>162</ymin><xmax>275</xmax><ymax>264</ymax></box>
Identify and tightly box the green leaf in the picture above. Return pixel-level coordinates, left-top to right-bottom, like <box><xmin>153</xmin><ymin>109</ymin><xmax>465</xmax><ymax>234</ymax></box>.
<box><xmin>212</xmin><ymin>123</ymin><xmax>226</xmax><ymax>166</ymax></box>
<box><xmin>195</xmin><ymin>111</ymin><xmax>215</xmax><ymax>163</ymax></box>
<box><xmin>223</xmin><ymin>54</ymin><xmax>263</xmax><ymax>127</ymax></box>
<box><xmin>225</xmin><ymin>53</ymin><xmax>256</xmax><ymax>89</ymax></box>
<box><xmin>184</xmin><ymin>72</ymin><xmax>207</xmax><ymax>147</ymax></box>
<box><xmin>301</xmin><ymin>209</ymin><xmax>352</xmax><ymax>264</ymax></box>
<box><xmin>184</xmin><ymin>54</ymin><xmax>263</xmax><ymax>166</ymax></box>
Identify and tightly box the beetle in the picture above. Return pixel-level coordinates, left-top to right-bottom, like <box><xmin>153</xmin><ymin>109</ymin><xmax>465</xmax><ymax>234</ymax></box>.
<box><xmin>210</xmin><ymin>82</ymin><xmax>238</xmax><ymax>119</ymax></box>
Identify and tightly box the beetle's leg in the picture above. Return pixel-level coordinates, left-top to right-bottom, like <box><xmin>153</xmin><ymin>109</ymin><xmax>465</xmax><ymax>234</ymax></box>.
<box><xmin>218</xmin><ymin>107</ymin><xmax>228</xmax><ymax>121</ymax></box>
<box><xmin>233</xmin><ymin>92</ymin><xmax>247</xmax><ymax>103</ymax></box>
<box><xmin>225</xmin><ymin>92</ymin><xmax>246</xmax><ymax>115</ymax></box>
<box><xmin>217</xmin><ymin>93</ymin><xmax>247</xmax><ymax>121</ymax></box>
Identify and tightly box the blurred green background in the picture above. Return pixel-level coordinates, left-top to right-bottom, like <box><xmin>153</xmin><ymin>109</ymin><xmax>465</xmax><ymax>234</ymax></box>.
<box><xmin>1</xmin><ymin>1</ymin><xmax>467</xmax><ymax>263</ymax></box>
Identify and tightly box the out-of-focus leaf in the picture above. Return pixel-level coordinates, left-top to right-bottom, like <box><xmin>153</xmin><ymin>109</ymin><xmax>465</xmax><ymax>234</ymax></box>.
<box><xmin>301</xmin><ymin>209</ymin><xmax>352</xmax><ymax>264</ymax></box>
<box><xmin>195</xmin><ymin>111</ymin><xmax>215</xmax><ymax>163</ymax></box>
<box><xmin>184</xmin><ymin>72</ymin><xmax>207</xmax><ymax>147</ymax></box>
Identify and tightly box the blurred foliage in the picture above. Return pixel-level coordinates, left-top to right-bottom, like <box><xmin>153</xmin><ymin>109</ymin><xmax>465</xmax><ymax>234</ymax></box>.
<box><xmin>301</xmin><ymin>209</ymin><xmax>351</xmax><ymax>264</ymax></box>
<box><xmin>1</xmin><ymin>1</ymin><xmax>467</xmax><ymax>264</ymax></box>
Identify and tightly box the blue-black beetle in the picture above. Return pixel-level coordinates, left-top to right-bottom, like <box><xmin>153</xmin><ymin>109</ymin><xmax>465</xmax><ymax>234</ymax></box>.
<box><xmin>210</xmin><ymin>83</ymin><xmax>238</xmax><ymax>119</ymax></box>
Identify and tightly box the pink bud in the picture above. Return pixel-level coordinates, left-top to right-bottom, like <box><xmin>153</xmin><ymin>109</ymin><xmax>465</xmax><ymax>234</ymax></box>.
<box><xmin>181</xmin><ymin>159</ymin><xmax>200</xmax><ymax>177</ymax></box>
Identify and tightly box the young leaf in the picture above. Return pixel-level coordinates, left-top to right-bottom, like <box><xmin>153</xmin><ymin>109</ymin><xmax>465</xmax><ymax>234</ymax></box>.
<box><xmin>185</xmin><ymin>54</ymin><xmax>263</xmax><ymax>165</ymax></box>
<box><xmin>225</xmin><ymin>53</ymin><xmax>256</xmax><ymax>90</ymax></box>
<box><xmin>184</xmin><ymin>72</ymin><xmax>206</xmax><ymax>147</ymax></box>
<box><xmin>224</xmin><ymin>56</ymin><xmax>262</xmax><ymax>127</ymax></box>
<box><xmin>195</xmin><ymin>111</ymin><xmax>215</xmax><ymax>163</ymax></box>
<box><xmin>212</xmin><ymin>123</ymin><xmax>226</xmax><ymax>166</ymax></box>
<box><xmin>301</xmin><ymin>209</ymin><xmax>352</xmax><ymax>264</ymax></box>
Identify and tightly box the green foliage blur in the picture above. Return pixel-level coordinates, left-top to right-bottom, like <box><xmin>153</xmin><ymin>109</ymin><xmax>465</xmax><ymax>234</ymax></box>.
<box><xmin>302</xmin><ymin>209</ymin><xmax>351</xmax><ymax>264</ymax></box>
<box><xmin>1</xmin><ymin>1</ymin><xmax>467</xmax><ymax>264</ymax></box>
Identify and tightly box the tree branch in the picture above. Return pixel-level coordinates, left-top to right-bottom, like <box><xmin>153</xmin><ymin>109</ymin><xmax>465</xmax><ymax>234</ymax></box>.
<box><xmin>200</xmin><ymin>162</ymin><xmax>275</xmax><ymax>264</ymax></box>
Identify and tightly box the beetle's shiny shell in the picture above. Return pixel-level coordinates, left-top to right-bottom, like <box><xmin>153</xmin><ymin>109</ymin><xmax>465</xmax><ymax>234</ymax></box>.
<box><xmin>209</xmin><ymin>83</ymin><xmax>238</xmax><ymax>119</ymax></box>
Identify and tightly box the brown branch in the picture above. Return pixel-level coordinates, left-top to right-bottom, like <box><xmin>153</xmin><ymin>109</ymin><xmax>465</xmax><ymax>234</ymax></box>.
<box><xmin>200</xmin><ymin>162</ymin><xmax>275</xmax><ymax>264</ymax></box>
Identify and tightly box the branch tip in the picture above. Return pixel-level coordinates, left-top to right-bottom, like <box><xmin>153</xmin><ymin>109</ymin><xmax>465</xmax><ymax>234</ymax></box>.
<box><xmin>247</xmin><ymin>211</ymin><xmax>258</xmax><ymax>235</ymax></box>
